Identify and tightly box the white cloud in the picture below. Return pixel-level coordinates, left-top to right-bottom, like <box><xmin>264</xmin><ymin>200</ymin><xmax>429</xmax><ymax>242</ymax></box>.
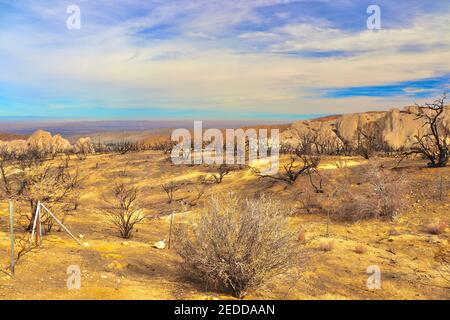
<box><xmin>0</xmin><ymin>2</ymin><xmax>449</xmax><ymax>116</ymax></box>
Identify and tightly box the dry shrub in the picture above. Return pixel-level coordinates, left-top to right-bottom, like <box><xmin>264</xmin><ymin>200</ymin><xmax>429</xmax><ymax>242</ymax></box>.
<box><xmin>298</xmin><ymin>188</ymin><xmax>322</xmax><ymax>214</ymax></box>
<box><xmin>318</xmin><ymin>240</ymin><xmax>335</xmax><ymax>252</ymax></box>
<box><xmin>175</xmin><ymin>193</ymin><xmax>303</xmax><ymax>299</ymax></box>
<box><xmin>435</xmin><ymin>246</ymin><xmax>450</xmax><ymax>283</ymax></box>
<box><xmin>425</xmin><ymin>221</ymin><xmax>447</xmax><ymax>235</ymax></box>
<box><xmin>334</xmin><ymin>164</ymin><xmax>409</xmax><ymax>221</ymax></box>
<box><xmin>354</xmin><ymin>244</ymin><xmax>367</xmax><ymax>254</ymax></box>
<box><xmin>101</xmin><ymin>182</ymin><xmax>145</xmax><ymax>238</ymax></box>
<box><xmin>297</xmin><ymin>229</ymin><xmax>306</xmax><ymax>243</ymax></box>
<box><xmin>162</xmin><ymin>180</ymin><xmax>179</xmax><ymax>203</ymax></box>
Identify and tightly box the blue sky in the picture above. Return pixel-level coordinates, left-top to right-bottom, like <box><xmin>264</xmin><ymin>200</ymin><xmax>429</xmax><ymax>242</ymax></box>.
<box><xmin>0</xmin><ymin>0</ymin><xmax>449</xmax><ymax>120</ymax></box>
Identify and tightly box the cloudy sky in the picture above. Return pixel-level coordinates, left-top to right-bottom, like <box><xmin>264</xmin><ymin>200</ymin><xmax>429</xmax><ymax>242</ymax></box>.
<box><xmin>0</xmin><ymin>0</ymin><xmax>449</xmax><ymax>120</ymax></box>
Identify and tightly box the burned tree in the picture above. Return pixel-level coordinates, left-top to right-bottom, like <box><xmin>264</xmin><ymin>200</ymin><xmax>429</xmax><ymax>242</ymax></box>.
<box><xmin>356</xmin><ymin>121</ymin><xmax>384</xmax><ymax>159</ymax></box>
<box><xmin>210</xmin><ymin>164</ymin><xmax>233</xmax><ymax>184</ymax></box>
<box><xmin>115</xmin><ymin>140</ymin><xmax>140</xmax><ymax>155</ymax></box>
<box><xmin>253</xmin><ymin>147</ymin><xmax>320</xmax><ymax>186</ymax></box>
<box><xmin>406</xmin><ymin>94</ymin><xmax>449</xmax><ymax>167</ymax></box>
<box><xmin>102</xmin><ymin>182</ymin><xmax>145</xmax><ymax>239</ymax></box>
<box><xmin>0</xmin><ymin>148</ymin><xmax>83</xmax><ymax>231</ymax></box>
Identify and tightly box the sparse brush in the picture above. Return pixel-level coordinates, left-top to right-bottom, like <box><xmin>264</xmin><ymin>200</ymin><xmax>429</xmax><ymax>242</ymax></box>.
<box><xmin>210</xmin><ymin>164</ymin><xmax>233</xmax><ymax>184</ymax></box>
<box><xmin>334</xmin><ymin>164</ymin><xmax>409</xmax><ymax>222</ymax></box>
<box><xmin>435</xmin><ymin>246</ymin><xmax>450</xmax><ymax>283</ymax></box>
<box><xmin>175</xmin><ymin>192</ymin><xmax>304</xmax><ymax>299</ymax></box>
<box><xmin>162</xmin><ymin>180</ymin><xmax>180</xmax><ymax>203</ymax></box>
<box><xmin>354</xmin><ymin>244</ymin><xmax>367</xmax><ymax>254</ymax></box>
<box><xmin>101</xmin><ymin>182</ymin><xmax>145</xmax><ymax>239</ymax></box>
<box><xmin>297</xmin><ymin>229</ymin><xmax>306</xmax><ymax>243</ymax></box>
<box><xmin>319</xmin><ymin>240</ymin><xmax>335</xmax><ymax>252</ymax></box>
<box><xmin>425</xmin><ymin>222</ymin><xmax>447</xmax><ymax>235</ymax></box>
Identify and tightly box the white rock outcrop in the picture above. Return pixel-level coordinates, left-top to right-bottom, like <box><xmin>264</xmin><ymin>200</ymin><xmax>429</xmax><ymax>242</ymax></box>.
<box><xmin>282</xmin><ymin>105</ymin><xmax>450</xmax><ymax>151</ymax></box>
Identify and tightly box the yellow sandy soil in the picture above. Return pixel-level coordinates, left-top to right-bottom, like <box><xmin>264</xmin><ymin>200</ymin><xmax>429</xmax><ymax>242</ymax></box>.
<box><xmin>0</xmin><ymin>151</ymin><xmax>449</xmax><ymax>300</ymax></box>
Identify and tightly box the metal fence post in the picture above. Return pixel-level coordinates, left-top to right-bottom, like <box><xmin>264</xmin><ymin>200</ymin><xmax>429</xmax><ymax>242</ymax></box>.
<box><xmin>9</xmin><ymin>200</ymin><xmax>15</xmax><ymax>278</ymax></box>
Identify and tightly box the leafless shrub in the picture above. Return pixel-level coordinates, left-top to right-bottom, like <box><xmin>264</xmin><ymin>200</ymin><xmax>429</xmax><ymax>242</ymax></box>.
<box><xmin>151</xmin><ymin>140</ymin><xmax>177</xmax><ymax>155</ymax></box>
<box><xmin>114</xmin><ymin>141</ymin><xmax>140</xmax><ymax>155</ymax></box>
<box><xmin>356</xmin><ymin>121</ymin><xmax>384</xmax><ymax>159</ymax></box>
<box><xmin>425</xmin><ymin>221</ymin><xmax>447</xmax><ymax>235</ymax></box>
<box><xmin>187</xmin><ymin>185</ymin><xmax>206</xmax><ymax>207</ymax></box>
<box><xmin>0</xmin><ymin>149</ymin><xmax>83</xmax><ymax>231</ymax></box>
<box><xmin>175</xmin><ymin>193</ymin><xmax>302</xmax><ymax>299</ymax></box>
<box><xmin>253</xmin><ymin>154</ymin><xmax>320</xmax><ymax>186</ymax></box>
<box><xmin>102</xmin><ymin>182</ymin><xmax>145</xmax><ymax>238</ymax></box>
<box><xmin>318</xmin><ymin>239</ymin><xmax>335</xmax><ymax>252</ymax></box>
<box><xmin>354</xmin><ymin>244</ymin><xmax>367</xmax><ymax>254</ymax></box>
<box><xmin>162</xmin><ymin>180</ymin><xmax>180</xmax><ymax>204</ymax></box>
<box><xmin>298</xmin><ymin>188</ymin><xmax>322</xmax><ymax>214</ymax></box>
<box><xmin>13</xmin><ymin>232</ymin><xmax>37</xmax><ymax>263</ymax></box>
<box><xmin>307</xmin><ymin>166</ymin><xmax>324</xmax><ymax>193</ymax></box>
<box><xmin>210</xmin><ymin>164</ymin><xmax>233</xmax><ymax>184</ymax></box>
<box><xmin>435</xmin><ymin>246</ymin><xmax>450</xmax><ymax>284</ymax></box>
<box><xmin>334</xmin><ymin>164</ymin><xmax>409</xmax><ymax>221</ymax></box>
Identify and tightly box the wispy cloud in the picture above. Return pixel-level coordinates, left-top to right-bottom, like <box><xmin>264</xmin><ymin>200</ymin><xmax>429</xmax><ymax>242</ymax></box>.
<box><xmin>0</xmin><ymin>0</ymin><xmax>449</xmax><ymax>119</ymax></box>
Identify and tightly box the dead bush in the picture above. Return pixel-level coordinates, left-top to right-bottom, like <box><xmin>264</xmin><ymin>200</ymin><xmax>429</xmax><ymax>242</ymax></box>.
<box><xmin>297</xmin><ymin>229</ymin><xmax>306</xmax><ymax>243</ymax></box>
<box><xmin>334</xmin><ymin>164</ymin><xmax>409</xmax><ymax>221</ymax></box>
<box><xmin>318</xmin><ymin>240</ymin><xmax>335</xmax><ymax>252</ymax></box>
<box><xmin>0</xmin><ymin>149</ymin><xmax>84</xmax><ymax>231</ymax></box>
<box><xmin>175</xmin><ymin>193</ymin><xmax>302</xmax><ymax>299</ymax></box>
<box><xmin>253</xmin><ymin>154</ymin><xmax>320</xmax><ymax>186</ymax></box>
<box><xmin>210</xmin><ymin>164</ymin><xmax>233</xmax><ymax>183</ymax></box>
<box><xmin>425</xmin><ymin>221</ymin><xmax>447</xmax><ymax>235</ymax></box>
<box><xmin>435</xmin><ymin>246</ymin><xmax>450</xmax><ymax>284</ymax></box>
<box><xmin>354</xmin><ymin>244</ymin><xmax>367</xmax><ymax>254</ymax></box>
<box><xmin>101</xmin><ymin>182</ymin><xmax>145</xmax><ymax>238</ymax></box>
<box><xmin>298</xmin><ymin>188</ymin><xmax>322</xmax><ymax>214</ymax></box>
<box><xmin>162</xmin><ymin>180</ymin><xmax>180</xmax><ymax>203</ymax></box>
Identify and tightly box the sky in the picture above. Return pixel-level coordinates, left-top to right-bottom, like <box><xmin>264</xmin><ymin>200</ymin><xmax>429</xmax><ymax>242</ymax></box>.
<box><xmin>0</xmin><ymin>0</ymin><xmax>449</xmax><ymax>121</ymax></box>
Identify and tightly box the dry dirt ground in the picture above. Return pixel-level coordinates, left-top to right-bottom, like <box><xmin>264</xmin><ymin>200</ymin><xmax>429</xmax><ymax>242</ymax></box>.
<box><xmin>0</xmin><ymin>151</ymin><xmax>449</xmax><ymax>300</ymax></box>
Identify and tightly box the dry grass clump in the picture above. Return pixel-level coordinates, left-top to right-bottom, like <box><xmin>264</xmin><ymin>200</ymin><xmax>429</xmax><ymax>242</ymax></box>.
<box><xmin>297</xmin><ymin>229</ymin><xmax>306</xmax><ymax>243</ymax></box>
<box><xmin>318</xmin><ymin>240</ymin><xmax>335</xmax><ymax>252</ymax></box>
<box><xmin>333</xmin><ymin>164</ymin><xmax>409</xmax><ymax>222</ymax></box>
<box><xmin>425</xmin><ymin>221</ymin><xmax>447</xmax><ymax>235</ymax></box>
<box><xmin>175</xmin><ymin>192</ymin><xmax>303</xmax><ymax>299</ymax></box>
<box><xmin>298</xmin><ymin>188</ymin><xmax>323</xmax><ymax>214</ymax></box>
<box><xmin>354</xmin><ymin>244</ymin><xmax>368</xmax><ymax>254</ymax></box>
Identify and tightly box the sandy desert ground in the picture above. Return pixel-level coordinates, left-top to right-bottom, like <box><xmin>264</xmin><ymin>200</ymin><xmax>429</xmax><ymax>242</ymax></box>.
<box><xmin>0</xmin><ymin>150</ymin><xmax>449</xmax><ymax>300</ymax></box>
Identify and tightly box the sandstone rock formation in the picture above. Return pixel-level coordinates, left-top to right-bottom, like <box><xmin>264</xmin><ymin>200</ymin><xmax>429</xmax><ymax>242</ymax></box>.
<box><xmin>282</xmin><ymin>105</ymin><xmax>450</xmax><ymax>151</ymax></box>
<box><xmin>0</xmin><ymin>130</ymin><xmax>94</xmax><ymax>157</ymax></box>
<box><xmin>73</xmin><ymin>137</ymin><xmax>94</xmax><ymax>155</ymax></box>
<box><xmin>52</xmin><ymin>134</ymin><xmax>72</xmax><ymax>155</ymax></box>
<box><xmin>27</xmin><ymin>129</ymin><xmax>54</xmax><ymax>154</ymax></box>
<box><xmin>0</xmin><ymin>139</ymin><xmax>28</xmax><ymax>155</ymax></box>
